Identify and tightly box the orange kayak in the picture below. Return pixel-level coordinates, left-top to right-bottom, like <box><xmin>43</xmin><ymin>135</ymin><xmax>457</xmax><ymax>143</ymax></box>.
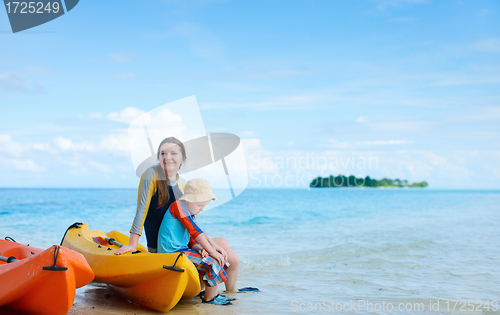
<box><xmin>0</xmin><ymin>240</ymin><xmax>94</xmax><ymax>315</ymax></box>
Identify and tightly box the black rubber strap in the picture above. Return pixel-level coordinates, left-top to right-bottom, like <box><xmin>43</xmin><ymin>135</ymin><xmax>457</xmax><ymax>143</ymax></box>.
<box><xmin>4</xmin><ymin>236</ymin><xmax>16</xmax><ymax>242</ymax></box>
<box><xmin>60</xmin><ymin>222</ymin><xmax>83</xmax><ymax>246</ymax></box>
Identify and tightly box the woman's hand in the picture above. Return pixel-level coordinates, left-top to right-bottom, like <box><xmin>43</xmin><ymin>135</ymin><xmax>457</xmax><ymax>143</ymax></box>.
<box><xmin>114</xmin><ymin>233</ymin><xmax>140</xmax><ymax>255</ymax></box>
<box><xmin>210</xmin><ymin>251</ymin><xmax>225</xmax><ymax>266</ymax></box>
<box><xmin>114</xmin><ymin>245</ymin><xmax>136</xmax><ymax>255</ymax></box>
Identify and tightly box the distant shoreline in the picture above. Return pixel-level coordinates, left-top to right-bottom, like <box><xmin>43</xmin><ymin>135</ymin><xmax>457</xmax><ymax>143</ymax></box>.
<box><xmin>310</xmin><ymin>175</ymin><xmax>428</xmax><ymax>188</ymax></box>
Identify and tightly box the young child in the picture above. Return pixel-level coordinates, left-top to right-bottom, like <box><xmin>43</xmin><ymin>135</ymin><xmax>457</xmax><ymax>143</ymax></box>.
<box><xmin>157</xmin><ymin>178</ymin><xmax>234</xmax><ymax>305</ymax></box>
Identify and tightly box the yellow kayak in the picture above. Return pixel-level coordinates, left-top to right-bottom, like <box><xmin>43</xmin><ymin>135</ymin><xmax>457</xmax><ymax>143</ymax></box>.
<box><xmin>61</xmin><ymin>222</ymin><xmax>200</xmax><ymax>312</ymax></box>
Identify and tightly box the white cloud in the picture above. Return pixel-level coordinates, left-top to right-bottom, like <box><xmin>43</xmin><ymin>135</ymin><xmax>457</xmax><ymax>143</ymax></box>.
<box><xmin>31</xmin><ymin>143</ymin><xmax>51</xmax><ymax>151</ymax></box>
<box><xmin>0</xmin><ymin>132</ymin><xmax>133</xmax><ymax>181</ymax></box>
<box><xmin>397</xmin><ymin>150</ymin><xmax>475</xmax><ymax>181</ymax></box>
<box><xmin>129</xmin><ymin>107</ymin><xmax>186</xmax><ymax>147</ymax></box>
<box><xmin>0</xmin><ymin>155</ymin><xmax>45</xmax><ymax>172</ymax></box>
<box><xmin>0</xmin><ymin>134</ymin><xmax>24</xmax><ymax>156</ymax></box>
<box><xmin>88</xmin><ymin>160</ymin><xmax>113</xmax><ymax>173</ymax></box>
<box><xmin>1</xmin><ymin>133</ymin><xmax>131</xmax><ymax>158</ymax></box>
<box><xmin>0</xmin><ymin>130</ymin><xmax>498</xmax><ymax>188</ymax></box>
<box><xmin>356</xmin><ymin>116</ymin><xmax>369</xmax><ymax>123</ymax></box>
<box><xmin>243</xmin><ymin>144</ymin><xmax>500</xmax><ymax>188</ymax></box>
<box><xmin>99</xmin><ymin>134</ymin><xmax>130</xmax><ymax>155</ymax></box>
<box><xmin>107</xmin><ymin>107</ymin><xmax>146</xmax><ymax>124</ymax></box>
<box><xmin>143</xmin><ymin>108</ymin><xmax>183</xmax><ymax>126</ymax></box>
<box><xmin>11</xmin><ymin>159</ymin><xmax>44</xmax><ymax>172</ymax></box>
<box><xmin>53</xmin><ymin>137</ymin><xmax>94</xmax><ymax>151</ymax></box>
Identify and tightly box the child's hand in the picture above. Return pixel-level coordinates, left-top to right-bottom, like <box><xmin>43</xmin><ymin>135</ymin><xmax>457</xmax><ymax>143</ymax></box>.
<box><xmin>198</xmin><ymin>248</ymin><xmax>208</xmax><ymax>258</ymax></box>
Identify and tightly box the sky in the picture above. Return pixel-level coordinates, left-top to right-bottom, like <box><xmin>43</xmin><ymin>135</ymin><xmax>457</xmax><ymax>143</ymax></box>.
<box><xmin>1</xmin><ymin>0</ymin><xmax>499</xmax><ymax>189</ymax></box>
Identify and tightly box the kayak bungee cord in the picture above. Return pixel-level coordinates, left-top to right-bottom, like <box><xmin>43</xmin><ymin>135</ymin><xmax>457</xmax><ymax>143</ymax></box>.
<box><xmin>43</xmin><ymin>245</ymin><xmax>68</xmax><ymax>271</ymax></box>
<box><xmin>60</xmin><ymin>222</ymin><xmax>83</xmax><ymax>246</ymax></box>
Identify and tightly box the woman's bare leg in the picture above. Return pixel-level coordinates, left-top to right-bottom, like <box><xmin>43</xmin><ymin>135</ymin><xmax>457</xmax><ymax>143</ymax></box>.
<box><xmin>212</xmin><ymin>237</ymin><xmax>239</xmax><ymax>292</ymax></box>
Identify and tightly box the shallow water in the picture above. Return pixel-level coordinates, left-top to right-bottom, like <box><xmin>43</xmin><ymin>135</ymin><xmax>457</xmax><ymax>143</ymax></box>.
<box><xmin>1</xmin><ymin>188</ymin><xmax>499</xmax><ymax>314</ymax></box>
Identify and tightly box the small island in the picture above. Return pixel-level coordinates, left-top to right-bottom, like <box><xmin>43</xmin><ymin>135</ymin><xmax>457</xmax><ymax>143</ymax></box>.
<box><xmin>310</xmin><ymin>175</ymin><xmax>428</xmax><ymax>188</ymax></box>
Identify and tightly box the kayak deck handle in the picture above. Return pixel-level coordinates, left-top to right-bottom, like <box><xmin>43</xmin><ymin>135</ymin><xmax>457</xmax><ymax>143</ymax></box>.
<box><xmin>43</xmin><ymin>245</ymin><xmax>68</xmax><ymax>272</ymax></box>
<box><xmin>163</xmin><ymin>252</ymin><xmax>185</xmax><ymax>273</ymax></box>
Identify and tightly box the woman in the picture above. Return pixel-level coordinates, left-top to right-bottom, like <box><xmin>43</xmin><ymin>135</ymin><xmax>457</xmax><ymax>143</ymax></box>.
<box><xmin>114</xmin><ymin>137</ymin><xmax>241</xmax><ymax>292</ymax></box>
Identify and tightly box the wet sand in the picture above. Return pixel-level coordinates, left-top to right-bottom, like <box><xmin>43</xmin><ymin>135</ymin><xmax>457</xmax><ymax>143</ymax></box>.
<box><xmin>68</xmin><ymin>283</ymin><xmax>245</xmax><ymax>315</ymax></box>
<box><xmin>68</xmin><ymin>283</ymin><xmax>198</xmax><ymax>315</ymax></box>
<box><xmin>0</xmin><ymin>282</ymin><xmax>248</xmax><ymax>315</ymax></box>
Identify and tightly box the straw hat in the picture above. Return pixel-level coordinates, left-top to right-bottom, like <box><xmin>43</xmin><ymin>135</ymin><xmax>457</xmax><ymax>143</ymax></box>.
<box><xmin>179</xmin><ymin>178</ymin><xmax>217</xmax><ymax>202</ymax></box>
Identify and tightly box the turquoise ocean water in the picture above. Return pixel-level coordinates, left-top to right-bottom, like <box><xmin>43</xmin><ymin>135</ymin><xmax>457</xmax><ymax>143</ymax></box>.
<box><xmin>1</xmin><ymin>188</ymin><xmax>499</xmax><ymax>314</ymax></box>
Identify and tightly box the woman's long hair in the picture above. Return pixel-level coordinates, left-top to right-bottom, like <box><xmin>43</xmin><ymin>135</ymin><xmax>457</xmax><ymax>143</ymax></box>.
<box><xmin>154</xmin><ymin>137</ymin><xmax>186</xmax><ymax>209</ymax></box>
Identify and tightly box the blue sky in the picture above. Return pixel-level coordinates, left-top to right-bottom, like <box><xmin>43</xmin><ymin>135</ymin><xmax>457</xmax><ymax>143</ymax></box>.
<box><xmin>1</xmin><ymin>0</ymin><xmax>499</xmax><ymax>188</ymax></box>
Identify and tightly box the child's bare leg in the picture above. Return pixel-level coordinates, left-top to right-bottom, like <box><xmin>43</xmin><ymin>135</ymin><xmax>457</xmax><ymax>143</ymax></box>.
<box><xmin>199</xmin><ymin>274</ymin><xmax>205</xmax><ymax>292</ymax></box>
<box><xmin>204</xmin><ymin>285</ymin><xmax>218</xmax><ymax>301</ymax></box>
<box><xmin>212</xmin><ymin>237</ymin><xmax>239</xmax><ymax>292</ymax></box>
